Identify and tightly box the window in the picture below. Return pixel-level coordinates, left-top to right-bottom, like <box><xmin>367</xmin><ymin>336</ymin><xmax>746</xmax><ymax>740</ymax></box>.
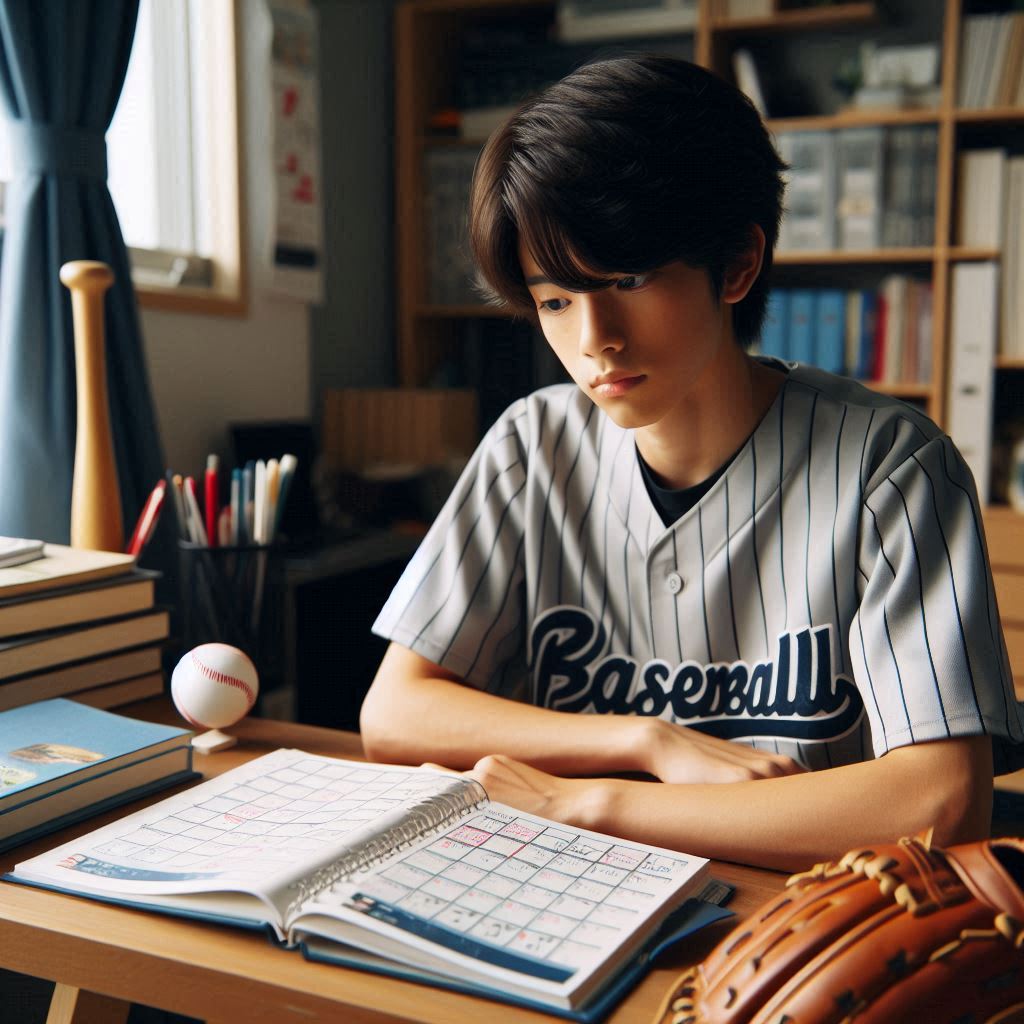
<box><xmin>0</xmin><ymin>0</ymin><xmax>243</xmax><ymax>313</ymax></box>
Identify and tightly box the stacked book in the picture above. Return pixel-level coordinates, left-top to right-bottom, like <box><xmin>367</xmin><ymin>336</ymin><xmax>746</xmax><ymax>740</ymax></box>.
<box><xmin>759</xmin><ymin>278</ymin><xmax>932</xmax><ymax>386</ymax></box>
<box><xmin>0</xmin><ymin>698</ymin><xmax>194</xmax><ymax>853</ymax></box>
<box><xmin>0</xmin><ymin>544</ymin><xmax>170</xmax><ymax>714</ymax></box>
<box><xmin>958</xmin><ymin>13</ymin><xmax>1024</xmax><ymax>110</ymax></box>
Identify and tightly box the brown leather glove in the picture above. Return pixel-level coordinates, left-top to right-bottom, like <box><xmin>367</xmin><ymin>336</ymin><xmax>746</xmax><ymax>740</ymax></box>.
<box><xmin>657</xmin><ymin>834</ymin><xmax>1024</xmax><ymax>1024</ymax></box>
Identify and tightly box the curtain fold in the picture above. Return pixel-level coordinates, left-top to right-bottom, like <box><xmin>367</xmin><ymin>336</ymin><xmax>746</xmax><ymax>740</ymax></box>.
<box><xmin>0</xmin><ymin>0</ymin><xmax>165</xmax><ymax>544</ymax></box>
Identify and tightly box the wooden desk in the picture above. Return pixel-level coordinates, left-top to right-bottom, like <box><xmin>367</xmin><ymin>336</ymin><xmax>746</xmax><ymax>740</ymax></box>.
<box><xmin>0</xmin><ymin>701</ymin><xmax>786</xmax><ymax>1024</ymax></box>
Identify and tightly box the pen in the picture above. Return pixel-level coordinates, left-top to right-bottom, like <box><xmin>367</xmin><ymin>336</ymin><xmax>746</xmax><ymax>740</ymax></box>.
<box><xmin>253</xmin><ymin>459</ymin><xmax>267</xmax><ymax>545</ymax></box>
<box><xmin>126</xmin><ymin>480</ymin><xmax>166</xmax><ymax>557</ymax></box>
<box><xmin>230</xmin><ymin>468</ymin><xmax>241</xmax><ymax>546</ymax></box>
<box><xmin>265</xmin><ymin>458</ymin><xmax>280</xmax><ymax>545</ymax></box>
<box><xmin>205</xmin><ymin>454</ymin><xmax>219</xmax><ymax>549</ymax></box>
<box><xmin>217</xmin><ymin>506</ymin><xmax>232</xmax><ymax>547</ymax></box>
<box><xmin>171</xmin><ymin>474</ymin><xmax>189</xmax><ymax>541</ymax></box>
<box><xmin>242</xmin><ymin>460</ymin><xmax>255</xmax><ymax>545</ymax></box>
<box><xmin>184</xmin><ymin>476</ymin><xmax>209</xmax><ymax>546</ymax></box>
<box><xmin>273</xmin><ymin>453</ymin><xmax>298</xmax><ymax>539</ymax></box>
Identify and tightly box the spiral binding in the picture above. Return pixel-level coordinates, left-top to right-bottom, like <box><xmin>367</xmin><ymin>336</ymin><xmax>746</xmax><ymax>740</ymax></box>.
<box><xmin>285</xmin><ymin>776</ymin><xmax>488</xmax><ymax>919</ymax></box>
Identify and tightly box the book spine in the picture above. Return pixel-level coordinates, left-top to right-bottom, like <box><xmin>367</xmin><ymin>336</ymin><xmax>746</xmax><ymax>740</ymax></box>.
<box><xmin>284</xmin><ymin>779</ymin><xmax>488</xmax><ymax>920</ymax></box>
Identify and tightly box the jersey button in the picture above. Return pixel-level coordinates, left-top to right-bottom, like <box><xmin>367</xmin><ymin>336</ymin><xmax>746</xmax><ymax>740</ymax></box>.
<box><xmin>666</xmin><ymin>572</ymin><xmax>683</xmax><ymax>594</ymax></box>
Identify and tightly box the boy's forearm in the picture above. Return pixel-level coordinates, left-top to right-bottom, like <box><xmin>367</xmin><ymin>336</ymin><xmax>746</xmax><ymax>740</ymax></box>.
<box><xmin>572</xmin><ymin>736</ymin><xmax>993</xmax><ymax>871</ymax></box>
<box><xmin>360</xmin><ymin>664</ymin><xmax>651</xmax><ymax>776</ymax></box>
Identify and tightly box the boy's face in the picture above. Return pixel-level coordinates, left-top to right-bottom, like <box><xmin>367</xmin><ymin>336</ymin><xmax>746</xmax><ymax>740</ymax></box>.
<box><xmin>519</xmin><ymin>243</ymin><xmax>731</xmax><ymax>431</ymax></box>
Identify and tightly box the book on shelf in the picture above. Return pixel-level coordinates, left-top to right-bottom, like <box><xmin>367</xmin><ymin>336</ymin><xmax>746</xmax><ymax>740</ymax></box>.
<box><xmin>787</xmin><ymin>290</ymin><xmax>817</xmax><ymax>365</ymax></box>
<box><xmin>68</xmin><ymin>672</ymin><xmax>165</xmax><ymax>712</ymax></box>
<box><xmin>776</xmin><ymin>132</ymin><xmax>837</xmax><ymax>253</ymax></box>
<box><xmin>0</xmin><ymin>568</ymin><xmax>157</xmax><ymax>641</ymax></box>
<box><xmin>999</xmin><ymin>15</ymin><xmax>1024</xmax><ymax>108</ymax></box>
<box><xmin>814</xmin><ymin>290</ymin><xmax>846</xmax><ymax>376</ymax></box>
<box><xmin>556</xmin><ymin>0</ymin><xmax>697</xmax><ymax>44</ymax></box>
<box><xmin>956</xmin><ymin>149</ymin><xmax>1007</xmax><ymax>250</ymax></box>
<box><xmin>835</xmin><ymin>128</ymin><xmax>884</xmax><ymax>251</ymax></box>
<box><xmin>959</xmin><ymin>13</ymin><xmax>1024</xmax><ymax>110</ymax></box>
<box><xmin>732</xmin><ymin>48</ymin><xmax>766</xmax><ymax>118</ymax></box>
<box><xmin>0</xmin><ymin>699</ymin><xmax>194</xmax><ymax>853</ymax></box>
<box><xmin>1003</xmin><ymin>159</ymin><xmax>1024</xmax><ymax>360</ymax></box>
<box><xmin>6</xmin><ymin>749</ymin><xmax>722</xmax><ymax>1020</ymax></box>
<box><xmin>912</xmin><ymin>127</ymin><xmax>937</xmax><ymax>247</ymax></box>
<box><xmin>0</xmin><ymin>646</ymin><xmax>164</xmax><ymax>713</ymax></box>
<box><xmin>947</xmin><ymin>262</ymin><xmax>999</xmax><ymax>502</ymax></box>
<box><xmin>0</xmin><ymin>545</ymin><xmax>135</xmax><ymax>601</ymax></box>
<box><xmin>881</xmin><ymin>127</ymin><xmax>919</xmax><ymax>249</ymax></box>
<box><xmin>759</xmin><ymin>282</ymin><xmax>927</xmax><ymax>385</ymax></box>
<box><xmin>0</xmin><ymin>609</ymin><xmax>169</xmax><ymax>681</ymax></box>
<box><xmin>424</xmin><ymin>146</ymin><xmax>480</xmax><ymax>306</ymax></box>
<box><xmin>760</xmin><ymin>290</ymin><xmax>789</xmax><ymax>361</ymax></box>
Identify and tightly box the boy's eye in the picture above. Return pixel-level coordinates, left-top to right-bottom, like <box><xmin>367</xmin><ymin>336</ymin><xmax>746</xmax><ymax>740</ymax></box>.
<box><xmin>616</xmin><ymin>273</ymin><xmax>651</xmax><ymax>291</ymax></box>
<box><xmin>539</xmin><ymin>298</ymin><xmax>570</xmax><ymax>313</ymax></box>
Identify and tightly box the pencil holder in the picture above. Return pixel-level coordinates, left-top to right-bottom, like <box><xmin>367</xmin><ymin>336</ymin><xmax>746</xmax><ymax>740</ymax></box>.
<box><xmin>176</xmin><ymin>541</ymin><xmax>283</xmax><ymax>691</ymax></box>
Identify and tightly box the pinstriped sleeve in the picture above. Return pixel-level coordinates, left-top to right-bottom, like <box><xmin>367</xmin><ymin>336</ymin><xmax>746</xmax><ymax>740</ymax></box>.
<box><xmin>850</xmin><ymin>434</ymin><xmax>1024</xmax><ymax>761</ymax></box>
<box><xmin>371</xmin><ymin>403</ymin><xmax>530</xmax><ymax>689</ymax></box>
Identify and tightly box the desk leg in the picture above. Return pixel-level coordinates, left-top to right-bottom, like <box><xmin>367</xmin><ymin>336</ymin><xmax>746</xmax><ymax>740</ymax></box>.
<box><xmin>45</xmin><ymin>983</ymin><xmax>130</xmax><ymax>1024</ymax></box>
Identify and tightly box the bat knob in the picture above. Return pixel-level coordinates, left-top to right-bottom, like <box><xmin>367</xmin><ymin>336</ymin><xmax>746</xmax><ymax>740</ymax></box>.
<box><xmin>59</xmin><ymin>260</ymin><xmax>115</xmax><ymax>294</ymax></box>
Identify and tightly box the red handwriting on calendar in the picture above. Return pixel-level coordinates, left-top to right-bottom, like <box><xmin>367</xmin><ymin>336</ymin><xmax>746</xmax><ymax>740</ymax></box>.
<box><xmin>447</xmin><ymin>825</ymin><xmax>492</xmax><ymax>847</ymax></box>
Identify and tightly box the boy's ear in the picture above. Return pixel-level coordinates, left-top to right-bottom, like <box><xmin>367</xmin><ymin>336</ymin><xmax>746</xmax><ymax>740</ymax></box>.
<box><xmin>722</xmin><ymin>225</ymin><xmax>766</xmax><ymax>305</ymax></box>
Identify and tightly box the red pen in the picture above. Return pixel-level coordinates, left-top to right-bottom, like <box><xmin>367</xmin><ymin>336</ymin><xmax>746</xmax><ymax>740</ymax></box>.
<box><xmin>205</xmin><ymin>455</ymin><xmax>219</xmax><ymax>549</ymax></box>
<box><xmin>126</xmin><ymin>480</ymin><xmax>167</xmax><ymax>557</ymax></box>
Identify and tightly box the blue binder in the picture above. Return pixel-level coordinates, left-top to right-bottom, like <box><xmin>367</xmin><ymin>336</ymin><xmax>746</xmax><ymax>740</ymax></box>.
<box><xmin>788</xmin><ymin>290</ymin><xmax>817</xmax><ymax>365</ymax></box>
<box><xmin>815</xmin><ymin>290</ymin><xmax>846</xmax><ymax>374</ymax></box>
<box><xmin>760</xmin><ymin>290</ymin><xmax>790</xmax><ymax>360</ymax></box>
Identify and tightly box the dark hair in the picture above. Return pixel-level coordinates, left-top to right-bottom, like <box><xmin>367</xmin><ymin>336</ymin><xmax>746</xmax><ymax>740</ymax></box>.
<box><xmin>469</xmin><ymin>54</ymin><xmax>787</xmax><ymax>348</ymax></box>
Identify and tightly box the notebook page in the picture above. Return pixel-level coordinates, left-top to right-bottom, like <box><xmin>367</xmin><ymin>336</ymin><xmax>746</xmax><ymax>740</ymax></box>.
<box><xmin>11</xmin><ymin>750</ymin><xmax>477</xmax><ymax>913</ymax></box>
<box><xmin>293</xmin><ymin>800</ymin><xmax>708</xmax><ymax>999</ymax></box>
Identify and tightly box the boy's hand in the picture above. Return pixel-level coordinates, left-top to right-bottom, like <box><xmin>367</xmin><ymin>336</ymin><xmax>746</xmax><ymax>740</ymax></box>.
<box><xmin>639</xmin><ymin>718</ymin><xmax>807</xmax><ymax>784</ymax></box>
<box><xmin>430</xmin><ymin>754</ymin><xmax>594</xmax><ymax>826</ymax></box>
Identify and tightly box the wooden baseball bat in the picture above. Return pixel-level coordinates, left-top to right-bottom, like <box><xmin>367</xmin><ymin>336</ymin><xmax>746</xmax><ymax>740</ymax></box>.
<box><xmin>60</xmin><ymin>260</ymin><xmax>124</xmax><ymax>552</ymax></box>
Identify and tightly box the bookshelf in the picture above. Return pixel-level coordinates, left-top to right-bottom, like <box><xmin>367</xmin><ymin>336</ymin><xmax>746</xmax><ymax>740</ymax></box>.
<box><xmin>394</xmin><ymin>0</ymin><xmax>1022</xmax><ymax>455</ymax></box>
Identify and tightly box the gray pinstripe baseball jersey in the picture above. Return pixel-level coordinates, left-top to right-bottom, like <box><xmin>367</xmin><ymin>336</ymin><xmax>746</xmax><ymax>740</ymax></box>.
<box><xmin>373</xmin><ymin>362</ymin><xmax>1024</xmax><ymax>772</ymax></box>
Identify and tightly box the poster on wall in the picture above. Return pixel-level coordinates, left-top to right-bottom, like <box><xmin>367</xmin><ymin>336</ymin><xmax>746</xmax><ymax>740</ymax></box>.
<box><xmin>266</xmin><ymin>0</ymin><xmax>324</xmax><ymax>303</ymax></box>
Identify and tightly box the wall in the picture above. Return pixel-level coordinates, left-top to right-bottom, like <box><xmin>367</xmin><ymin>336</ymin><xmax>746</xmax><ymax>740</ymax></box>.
<box><xmin>309</xmin><ymin>0</ymin><xmax>398</xmax><ymax>412</ymax></box>
<box><xmin>139</xmin><ymin>0</ymin><xmax>313</xmax><ymax>477</ymax></box>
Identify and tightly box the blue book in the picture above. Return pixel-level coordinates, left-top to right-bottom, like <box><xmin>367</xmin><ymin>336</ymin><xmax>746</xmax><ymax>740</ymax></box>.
<box><xmin>0</xmin><ymin>699</ymin><xmax>194</xmax><ymax>853</ymax></box>
<box><xmin>788</xmin><ymin>290</ymin><xmax>817</xmax><ymax>365</ymax></box>
<box><xmin>857</xmin><ymin>290</ymin><xmax>879</xmax><ymax>379</ymax></box>
<box><xmin>814</xmin><ymin>290</ymin><xmax>846</xmax><ymax>374</ymax></box>
<box><xmin>5</xmin><ymin>749</ymin><xmax>725</xmax><ymax>1021</ymax></box>
<box><xmin>760</xmin><ymin>290</ymin><xmax>790</xmax><ymax>361</ymax></box>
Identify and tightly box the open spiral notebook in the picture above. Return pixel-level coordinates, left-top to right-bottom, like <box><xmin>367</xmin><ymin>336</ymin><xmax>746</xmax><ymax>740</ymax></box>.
<box><xmin>5</xmin><ymin>748</ymin><xmax>729</xmax><ymax>1021</ymax></box>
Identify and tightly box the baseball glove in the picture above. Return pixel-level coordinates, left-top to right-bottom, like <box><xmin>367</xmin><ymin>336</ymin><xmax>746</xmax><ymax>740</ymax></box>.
<box><xmin>657</xmin><ymin>833</ymin><xmax>1024</xmax><ymax>1024</ymax></box>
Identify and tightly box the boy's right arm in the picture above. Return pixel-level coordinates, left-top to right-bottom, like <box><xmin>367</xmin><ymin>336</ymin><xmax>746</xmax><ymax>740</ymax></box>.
<box><xmin>359</xmin><ymin>643</ymin><xmax>803</xmax><ymax>783</ymax></box>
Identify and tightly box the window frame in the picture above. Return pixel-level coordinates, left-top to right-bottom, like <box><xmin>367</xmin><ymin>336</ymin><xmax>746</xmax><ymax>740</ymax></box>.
<box><xmin>134</xmin><ymin>0</ymin><xmax>247</xmax><ymax>317</ymax></box>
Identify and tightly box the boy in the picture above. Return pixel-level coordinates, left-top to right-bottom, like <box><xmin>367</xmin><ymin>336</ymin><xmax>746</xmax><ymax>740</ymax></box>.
<box><xmin>361</xmin><ymin>55</ymin><xmax>1022</xmax><ymax>870</ymax></box>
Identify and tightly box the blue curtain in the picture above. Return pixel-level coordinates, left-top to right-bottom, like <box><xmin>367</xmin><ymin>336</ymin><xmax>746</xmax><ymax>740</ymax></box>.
<box><xmin>0</xmin><ymin>0</ymin><xmax>165</xmax><ymax>543</ymax></box>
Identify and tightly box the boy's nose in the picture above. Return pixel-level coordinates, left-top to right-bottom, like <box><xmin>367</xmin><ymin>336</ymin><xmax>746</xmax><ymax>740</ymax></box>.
<box><xmin>578</xmin><ymin>294</ymin><xmax>626</xmax><ymax>358</ymax></box>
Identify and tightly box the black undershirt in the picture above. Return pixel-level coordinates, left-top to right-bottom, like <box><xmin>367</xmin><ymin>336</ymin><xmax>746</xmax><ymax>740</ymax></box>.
<box><xmin>637</xmin><ymin>442</ymin><xmax>745</xmax><ymax>527</ymax></box>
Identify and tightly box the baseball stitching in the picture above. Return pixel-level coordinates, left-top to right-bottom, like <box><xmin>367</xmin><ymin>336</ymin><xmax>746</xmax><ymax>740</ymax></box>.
<box><xmin>191</xmin><ymin>650</ymin><xmax>256</xmax><ymax>708</ymax></box>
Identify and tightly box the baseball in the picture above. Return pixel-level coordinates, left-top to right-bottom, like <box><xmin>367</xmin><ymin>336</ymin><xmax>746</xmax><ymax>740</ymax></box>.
<box><xmin>171</xmin><ymin>643</ymin><xmax>259</xmax><ymax>730</ymax></box>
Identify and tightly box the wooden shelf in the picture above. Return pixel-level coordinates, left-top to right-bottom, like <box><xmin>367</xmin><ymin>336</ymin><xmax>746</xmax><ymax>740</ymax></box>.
<box><xmin>954</xmin><ymin>107</ymin><xmax>1024</xmax><ymax>125</ymax></box>
<box><xmin>997</xmin><ymin>357</ymin><xmax>1024</xmax><ymax>370</ymax></box>
<box><xmin>711</xmin><ymin>2</ymin><xmax>877</xmax><ymax>34</ymax></box>
<box><xmin>775</xmin><ymin>248</ymin><xmax>936</xmax><ymax>265</ymax></box>
<box><xmin>416</xmin><ymin>304</ymin><xmax>511</xmax><ymax>319</ymax></box>
<box><xmin>766</xmin><ymin>109</ymin><xmax>941</xmax><ymax>133</ymax></box>
<box><xmin>867</xmin><ymin>381</ymin><xmax>933</xmax><ymax>399</ymax></box>
<box><xmin>948</xmin><ymin>247</ymin><xmax>1000</xmax><ymax>262</ymax></box>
